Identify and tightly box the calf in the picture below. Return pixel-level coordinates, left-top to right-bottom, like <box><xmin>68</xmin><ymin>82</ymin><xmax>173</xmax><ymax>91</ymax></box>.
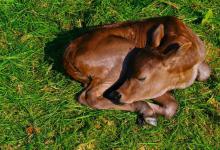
<box><xmin>63</xmin><ymin>16</ymin><xmax>211</xmax><ymax>126</ymax></box>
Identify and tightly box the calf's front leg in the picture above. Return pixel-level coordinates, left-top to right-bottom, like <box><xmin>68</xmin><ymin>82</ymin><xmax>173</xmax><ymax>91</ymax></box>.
<box><xmin>150</xmin><ymin>92</ymin><xmax>178</xmax><ymax>119</ymax></box>
<box><xmin>78</xmin><ymin>81</ymin><xmax>158</xmax><ymax>126</ymax></box>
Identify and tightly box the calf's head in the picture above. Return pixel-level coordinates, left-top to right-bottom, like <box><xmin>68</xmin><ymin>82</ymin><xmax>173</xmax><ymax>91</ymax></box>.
<box><xmin>107</xmin><ymin>24</ymin><xmax>211</xmax><ymax>104</ymax></box>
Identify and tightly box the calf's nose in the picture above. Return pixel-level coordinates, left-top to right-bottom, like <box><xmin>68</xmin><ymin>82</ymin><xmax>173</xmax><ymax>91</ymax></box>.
<box><xmin>104</xmin><ymin>91</ymin><xmax>123</xmax><ymax>105</ymax></box>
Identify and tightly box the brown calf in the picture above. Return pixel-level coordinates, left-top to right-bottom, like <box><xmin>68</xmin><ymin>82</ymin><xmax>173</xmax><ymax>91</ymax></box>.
<box><xmin>63</xmin><ymin>16</ymin><xmax>211</xmax><ymax>126</ymax></box>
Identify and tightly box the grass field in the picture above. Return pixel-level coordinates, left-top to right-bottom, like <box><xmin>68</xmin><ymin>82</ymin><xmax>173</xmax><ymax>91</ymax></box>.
<box><xmin>0</xmin><ymin>0</ymin><xmax>220</xmax><ymax>149</ymax></box>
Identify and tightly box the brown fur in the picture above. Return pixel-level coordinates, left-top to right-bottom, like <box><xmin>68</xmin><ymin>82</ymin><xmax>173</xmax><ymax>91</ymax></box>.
<box><xmin>63</xmin><ymin>16</ymin><xmax>211</xmax><ymax>125</ymax></box>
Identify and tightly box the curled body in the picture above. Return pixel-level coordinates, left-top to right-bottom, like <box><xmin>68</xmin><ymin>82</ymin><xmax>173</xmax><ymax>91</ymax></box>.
<box><xmin>63</xmin><ymin>16</ymin><xmax>211</xmax><ymax>126</ymax></box>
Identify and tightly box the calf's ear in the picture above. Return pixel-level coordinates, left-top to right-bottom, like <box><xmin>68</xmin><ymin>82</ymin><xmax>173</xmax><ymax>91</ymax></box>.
<box><xmin>165</xmin><ymin>41</ymin><xmax>200</xmax><ymax>72</ymax></box>
<box><xmin>148</xmin><ymin>24</ymin><xmax>164</xmax><ymax>48</ymax></box>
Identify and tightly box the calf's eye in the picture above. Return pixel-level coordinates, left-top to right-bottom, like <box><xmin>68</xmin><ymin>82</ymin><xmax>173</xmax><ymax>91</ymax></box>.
<box><xmin>138</xmin><ymin>77</ymin><xmax>146</xmax><ymax>81</ymax></box>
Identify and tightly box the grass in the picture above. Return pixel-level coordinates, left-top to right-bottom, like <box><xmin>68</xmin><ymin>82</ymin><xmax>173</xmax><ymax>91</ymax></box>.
<box><xmin>0</xmin><ymin>0</ymin><xmax>219</xmax><ymax>149</ymax></box>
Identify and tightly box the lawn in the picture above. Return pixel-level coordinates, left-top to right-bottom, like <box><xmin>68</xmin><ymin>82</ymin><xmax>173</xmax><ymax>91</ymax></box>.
<box><xmin>0</xmin><ymin>0</ymin><xmax>220</xmax><ymax>149</ymax></box>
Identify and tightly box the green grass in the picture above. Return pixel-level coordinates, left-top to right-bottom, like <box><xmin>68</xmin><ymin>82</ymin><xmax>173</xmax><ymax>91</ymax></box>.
<box><xmin>0</xmin><ymin>0</ymin><xmax>220</xmax><ymax>149</ymax></box>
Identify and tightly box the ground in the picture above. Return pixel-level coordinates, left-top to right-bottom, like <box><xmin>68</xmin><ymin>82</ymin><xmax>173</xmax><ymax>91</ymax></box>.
<box><xmin>0</xmin><ymin>0</ymin><xmax>220</xmax><ymax>149</ymax></box>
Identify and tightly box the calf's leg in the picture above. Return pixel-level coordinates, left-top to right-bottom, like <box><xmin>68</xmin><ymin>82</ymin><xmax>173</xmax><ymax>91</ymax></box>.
<box><xmin>197</xmin><ymin>61</ymin><xmax>211</xmax><ymax>81</ymax></box>
<box><xmin>78</xmin><ymin>80</ymin><xmax>158</xmax><ymax>126</ymax></box>
<box><xmin>151</xmin><ymin>92</ymin><xmax>178</xmax><ymax>119</ymax></box>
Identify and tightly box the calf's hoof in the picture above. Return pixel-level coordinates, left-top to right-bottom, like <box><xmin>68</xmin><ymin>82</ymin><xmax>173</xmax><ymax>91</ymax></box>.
<box><xmin>144</xmin><ymin>117</ymin><xmax>157</xmax><ymax>126</ymax></box>
<box><xmin>136</xmin><ymin>114</ymin><xmax>157</xmax><ymax>126</ymax></box>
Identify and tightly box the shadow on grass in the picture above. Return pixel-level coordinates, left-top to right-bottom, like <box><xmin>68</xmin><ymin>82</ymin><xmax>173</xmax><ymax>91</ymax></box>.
<box><xmin>44</xmin><ymin>26</ymin><xmax>93</xmax><ymax>75</ymax></box>
<box><xmin>44</xmin><ymin>26</ymin><xmax>95</xmax><ymax>100</ymax></box>
<box><xmin>205</xmin><ymin>74</ymin><xmax>220</xmax><ymax>125</ymax></box>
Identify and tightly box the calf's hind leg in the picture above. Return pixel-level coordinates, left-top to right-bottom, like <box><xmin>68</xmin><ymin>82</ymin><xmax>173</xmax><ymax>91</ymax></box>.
<box><xmin>197</xmin><ymin>61</ymin><xmax>211</xmax><ymax>81</ymax></box>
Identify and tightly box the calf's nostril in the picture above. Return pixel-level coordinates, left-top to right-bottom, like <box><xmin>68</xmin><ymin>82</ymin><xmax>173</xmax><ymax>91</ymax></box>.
<box><xmin>104</xmin><ymin>91</ymin><xmax>123</xmax><ymax>105</ymax></box>
<box><xmin>109</xmin><ymin>91</ymin><xmax>121</xmax><ymax>100</ymax></box>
